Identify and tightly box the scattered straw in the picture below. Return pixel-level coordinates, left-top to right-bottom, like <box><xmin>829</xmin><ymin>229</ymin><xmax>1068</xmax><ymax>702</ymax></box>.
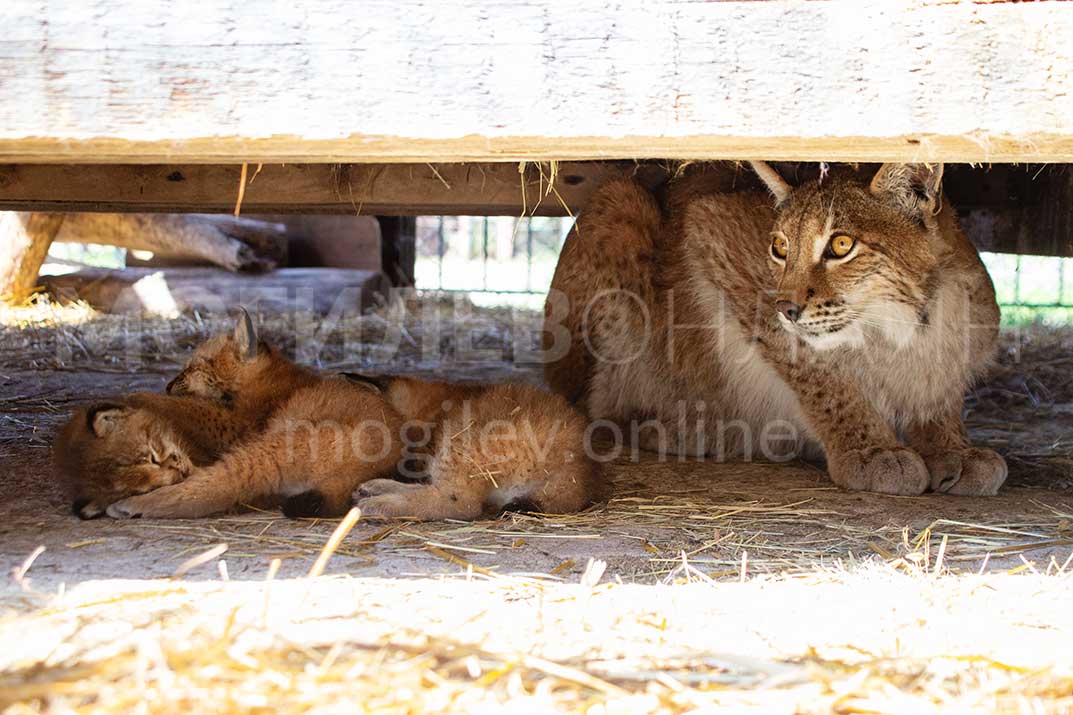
<box><xmin>172</xmin><ymin>543</ymin><xmax>228</xmax><ymax>579</ymax></box>
<box><xmin>308</xmin><ymin>508</ymin><xmax>362</xmax><ymax>578</ymax></box>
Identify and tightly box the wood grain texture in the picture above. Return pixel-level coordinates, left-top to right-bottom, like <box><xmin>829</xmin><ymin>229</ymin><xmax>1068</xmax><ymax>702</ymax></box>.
<box><xmin>1</xmin><ymin>1</ymin><xmax>1072</xmax><ymax>163</ymax></box>
<box><xmin>0</xmin><ymin>212</ymin><xmax>64</xmax><ymax>302</ymax></box>
<box><xmin>0</xmin><ymin>162</ymin><xmax>675</xmax><ymax>215</ymax></box>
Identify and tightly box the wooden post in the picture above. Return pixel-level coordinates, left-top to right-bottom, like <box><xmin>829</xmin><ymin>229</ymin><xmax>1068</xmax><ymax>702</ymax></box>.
<box><xmin>0</xmin><ymin>212</ymin><xmax>64</xmax><ymax>302</ymax></box>
<box><xmin>378</xmin><ymin>217</ymin><xmax>416</xmax><ymax>287</ymax></box>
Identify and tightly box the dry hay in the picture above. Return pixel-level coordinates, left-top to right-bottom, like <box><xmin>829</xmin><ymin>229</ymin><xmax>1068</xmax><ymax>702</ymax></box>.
<box><xmin>3</xmin><ymin>299</ymin><xmax>1073</xmax><ymax>711</ymax></box>
<box><xmin>0</xmin><ymin>291</ymin><xmax>541</xmax><ymax>383</ymax></box>
<box><xmin>4</xmin><ymin>522</ymin><xmax>1073</xmax><ymax>715</ymax></box>
<box><xmin>968</xmin><ymin>325</ymin><xmax>1073</xmax><ymax>489</ymax></box>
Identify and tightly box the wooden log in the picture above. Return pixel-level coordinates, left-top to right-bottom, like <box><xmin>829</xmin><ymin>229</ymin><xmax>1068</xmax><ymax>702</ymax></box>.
<box><xmin>0</xmin><ymin>212</ymin><xmax>64</xmax><ymax>302</ymax></box>
<box><xmin>2</xmin><ymin>2</ymin><xmax>1073</xmax><ymax>163</ymax></box>
<box><xmin>194</xmin><ymin>215</ymin><xmax>289</xmax><ymax>268</ymax></box>
<box><xmin>40</xmin><ymin>267</ymin><xmax>391</xmax><ymax>316</ymax></box>
<box><xmin>256</xmin><ymin>215</ymin><xmax>381</xmax><ymax>271</ymax></box>
<box><xmin>54</xmin><ymin>214</ymin><xmax>284</xmax><ymax>272</ymax></box>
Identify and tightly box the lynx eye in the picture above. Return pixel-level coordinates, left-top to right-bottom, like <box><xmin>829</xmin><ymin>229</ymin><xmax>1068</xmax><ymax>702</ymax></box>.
<box><xmin>770</xmin><ymin>235</ymin><xmax>789</xmax><ymax>260</ymax></box>
<box><xmin>148</xmin><ymin>450</ymin><xmax>163</xmax><ymax>466</ymax></box>
<box><xmin>826</xmin><ymin>234</ymin><xmax>856</xmax><ymax>259</ymax></box>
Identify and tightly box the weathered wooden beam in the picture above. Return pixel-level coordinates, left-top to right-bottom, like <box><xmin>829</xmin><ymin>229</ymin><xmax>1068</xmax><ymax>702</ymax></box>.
<box><xmin>951</xmin><ymin>165</ymin><xmax>1073</xmax><ymax>258</ymax></box>
<box><xmin>4</xmin><ymin>161</ymin><xmax>1073</xmax><ymax>257</ymax></box>
<box><xmin>0</xmin><ymin>162</ymin><xmax>671</xmax><ymax>216</ymax></box>
<box><xmin>2</xmin><ymin>2</ymin><xmax>1072</xmax><ymax>163</ymax></box>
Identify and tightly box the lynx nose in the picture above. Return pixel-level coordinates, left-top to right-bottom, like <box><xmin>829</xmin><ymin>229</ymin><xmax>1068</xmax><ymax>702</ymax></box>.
<box><xmin>776</xmin><ymin>300</ymin><xmax>802</xmax><ymax>323</ymax></box>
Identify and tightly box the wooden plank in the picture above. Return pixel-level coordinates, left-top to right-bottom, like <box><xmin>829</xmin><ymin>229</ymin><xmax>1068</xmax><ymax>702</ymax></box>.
<box><xmin>2</xmin><ymin>2</ymin><xmax>1073</xmax><ymax>163</ymax></box>
<box><xmin>3</xmin><ymin>160</ymin><xmax>1073</xmax><ymax>256</ymax></box>
<box><xmin>0</xmin><ymin>162</ymin><xmax>674</xmax><ymax>216</ymax></box>
<box><xmin>952</xmin><ymin>166</ymin><xmax>1073</xmax><ymax>258</ymax></box>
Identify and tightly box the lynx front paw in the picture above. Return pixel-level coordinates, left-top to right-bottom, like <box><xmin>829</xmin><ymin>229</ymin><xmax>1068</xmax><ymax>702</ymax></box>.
<box><xmin>829</xmin><ymin>447</ymin><xmax>929</xmax><ymax>496</ymax></box>
<box><xmin>924</xmin><ymin>448</ymin><xmax>1007</xmax><ymax>496</ymax></box>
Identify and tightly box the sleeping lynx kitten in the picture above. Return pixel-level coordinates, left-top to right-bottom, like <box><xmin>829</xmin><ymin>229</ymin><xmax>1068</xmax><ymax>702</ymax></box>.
<box><xmin>544</xmin><ymin>162</ymin><xmax>1006</xmax><ymax>496</ymax></box>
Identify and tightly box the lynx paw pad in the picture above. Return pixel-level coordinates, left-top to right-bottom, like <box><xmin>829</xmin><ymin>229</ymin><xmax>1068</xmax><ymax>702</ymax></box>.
<box><xmin>925</xmin><ymin>448</ymin><xmax>1007</xmax><ymax>496</ymax></box>
<box><xmin>831</xmin><ymin>447</ymin><xmax>929</xmax><ymax>496</ymax></box>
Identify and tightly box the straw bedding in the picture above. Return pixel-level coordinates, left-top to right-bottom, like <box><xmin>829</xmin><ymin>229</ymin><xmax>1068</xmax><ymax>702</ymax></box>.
<box><xmin>1</xmin><ymin>294</ymin><xmax>1072</xmax><ymax>713</ymax></box>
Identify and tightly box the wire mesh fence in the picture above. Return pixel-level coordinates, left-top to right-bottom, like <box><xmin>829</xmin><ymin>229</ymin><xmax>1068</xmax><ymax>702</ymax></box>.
<box><xmin>415</xmin><ymin>216</ymin><xmax>1073</xmax><ymax>325</ymax></box>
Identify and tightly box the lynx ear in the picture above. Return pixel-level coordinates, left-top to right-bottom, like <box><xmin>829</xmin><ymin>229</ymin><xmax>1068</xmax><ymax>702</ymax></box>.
<box><xmin>87</xmin><ymin>403</ymin><xmax>126</xmax><ymax>437</ymax></box>
<box><xmin>750</xmin><ymin>161</ymin><xmax>793</xmax><ymax>206</ymax></box>
<box><xmin>870</xmin><ymin>163</ymin><xmax>944</xmax><ymax>216</ymax></box>
<box><xmin>233</xmin><ymin>307</ymin><xmax>259</xmax><ymax>361</ymax></box>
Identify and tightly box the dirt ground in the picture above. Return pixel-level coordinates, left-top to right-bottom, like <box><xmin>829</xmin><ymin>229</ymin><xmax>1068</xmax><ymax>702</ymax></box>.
<box><xmin>4</xmin><ymin>298</ymin><xmax>1073</xmax><ymax>714</ymax></box>
<box><xmin>1</xmin><ymin>297</ymin><xmax>1072</xmax><ymax>606</ymax></box>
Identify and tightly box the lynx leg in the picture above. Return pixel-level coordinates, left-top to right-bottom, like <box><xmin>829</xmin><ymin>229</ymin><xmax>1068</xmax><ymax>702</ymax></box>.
<box><xmin>109</xmin><ymin>421</ymin><xmax>399</xmax><ymax>519</ymax></box>
<box><xmin>906</xmin><ymin>407</ymin><xmax>1007</xmax><ymax>496</ymax></box>
<box><xmin>357</xmin><ymin>484</ymin><xmax>485</xmax><ymax>521</ymax></box>
<box><xmin>762</xmin><ymin>341</ymin><xmax>929</xmax><ymax>496</ymax></box>
<box><xmin>107</xmin><ymin>472</ymin><xmax>239</xmax><ymax>519</ymax></box>
<box><xmin>544</xmin><ymin>179</ymin><xmax>662</xmax><ymax>405</ymax></box>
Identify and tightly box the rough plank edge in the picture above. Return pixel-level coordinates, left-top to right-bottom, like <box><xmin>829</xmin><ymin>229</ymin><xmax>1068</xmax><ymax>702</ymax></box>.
<box><xmin>4</xmin><ymin>133</ymin><xmax>1073</xmax><ymax>164</ymax></box>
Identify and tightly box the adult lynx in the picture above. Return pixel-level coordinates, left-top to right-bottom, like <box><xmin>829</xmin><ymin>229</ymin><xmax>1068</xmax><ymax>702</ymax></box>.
<box><xmin>544</xmin><ymin>163</ymin><xmax>1005</xmax><ymax>496</ymax></box>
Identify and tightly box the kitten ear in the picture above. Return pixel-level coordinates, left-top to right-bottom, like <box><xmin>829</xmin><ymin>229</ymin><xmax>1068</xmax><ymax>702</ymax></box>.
<box><xmin>749</xmin><ymin>161</ymin><xmax>793</xmax><ymax>206</ymax></box>
<box><xmin>233</xmin><ymin>307</ymin><xmax>259</xmax><ymax>361</ymax></box>
<box><xmin>87</xmin><ymin>403</ymin><xmax>126</xmax><ymax>437</ymax></box>
<box><xmin>870</xmin><ymin>163</ymin><xmax>944</xmax><ymax>216</ymax></box>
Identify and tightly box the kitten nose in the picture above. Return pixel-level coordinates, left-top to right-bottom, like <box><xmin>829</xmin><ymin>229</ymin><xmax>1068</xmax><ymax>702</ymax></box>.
<box><xmin>776</xmin><ymin>300</ymin><xmax>802</xmax><ymax>323</ymax></box>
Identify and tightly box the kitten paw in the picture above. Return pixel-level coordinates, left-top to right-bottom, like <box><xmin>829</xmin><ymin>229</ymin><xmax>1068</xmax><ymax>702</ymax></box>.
<box><xmin>830</xmin><ymin>447</ymin><xmax>929</xmax><ymax>496</ymax></box>
<box><xmin>355</xmin><ymin>494</ymin><xmax>413</xmax><ymax>519</ymax></box>
<box><xmin>106</xmin><ymin>483</ymin><xmax>229</xmax><ymax>519</ymax></box>
<box><xmin>924</xmin><ymin>448</ymin><xmax>1007</xmax><ymax>496</ymax></box>
<box><xmin>353</xmin><ymin>479</ymin><xmax>422</xmax><ymax>502</ymax></box>
<box><xmin>106</xmin><ymin>499</ymin><xmax>144</xmax><ymax>519</ymax></box>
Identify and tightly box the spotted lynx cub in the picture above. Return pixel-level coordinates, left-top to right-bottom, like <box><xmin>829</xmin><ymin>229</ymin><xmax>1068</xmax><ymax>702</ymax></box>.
<box><xmin>105</xmin><ymin>313</ymin><xmax>403</xmax><ymax>519</ymax></box>
<box><xmin>544</xmin><ymin>162</ymin><xmax>1006</xmax><ymax>496</ymax></box>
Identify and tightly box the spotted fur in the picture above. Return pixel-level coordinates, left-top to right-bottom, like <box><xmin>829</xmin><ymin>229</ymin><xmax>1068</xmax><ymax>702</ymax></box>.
<box><xmin>544</xmin><ymin>163</ymin><xmax>1006</xmax><ymax>496</ymax></box>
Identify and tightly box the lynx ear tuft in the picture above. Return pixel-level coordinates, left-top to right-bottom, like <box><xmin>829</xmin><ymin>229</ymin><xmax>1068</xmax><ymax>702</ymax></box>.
<box><xmin>234</xmin><ymin>307</ymin><xmax>259</xmax><ymax>361</ymax></box>
<box><xmin>870</xmin><ymin>163</ymin><xmax>944</xmax><ymax>216</ymax></box>
<box><xmin>749</xmin><ymin>161</ymin><xmax>793</xmax><ymax>206</ymax></box>
<box><xmin>87</xmin><ymin>403</ymin><xmax>126</xmax><ymax>437</ymax></box>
